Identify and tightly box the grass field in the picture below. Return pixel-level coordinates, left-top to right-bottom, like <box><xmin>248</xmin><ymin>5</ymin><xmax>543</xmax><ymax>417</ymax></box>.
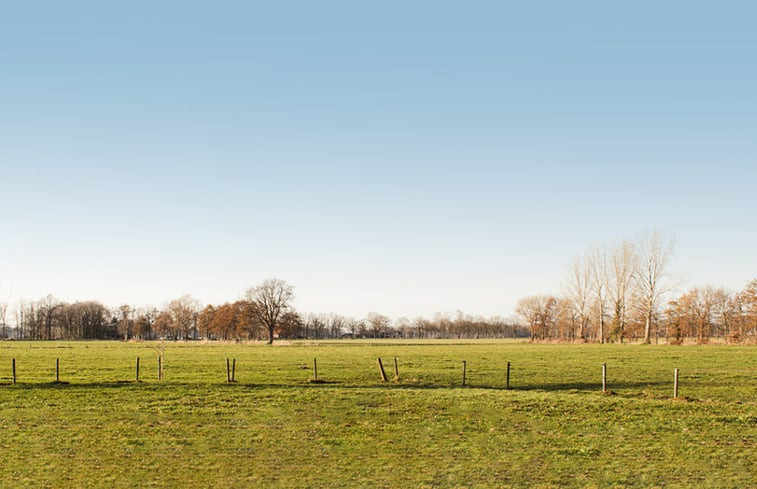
<box><xmin>0</xmin><ymin>340</ymin><xmax>755</xmax><ymax>488</ymax></box>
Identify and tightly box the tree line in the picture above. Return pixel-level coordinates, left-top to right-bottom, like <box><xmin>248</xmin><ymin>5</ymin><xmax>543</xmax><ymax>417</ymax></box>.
<box><xmin>4</xmin><ymin>235</ymin><xmax>753</xmax><ymax>345</ymax></box>
<box><xmin>0</xmin><ymin>279</ymin><xmax>526</xmax><ymax>342</ymax></box>
<box><xmin>515</xmin><ymin>232</ymin><xmax>757</xmax><ymax>343</ymax></box>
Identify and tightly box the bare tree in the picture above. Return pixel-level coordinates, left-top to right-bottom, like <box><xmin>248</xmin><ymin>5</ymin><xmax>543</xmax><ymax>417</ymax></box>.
<box><xmin>712</xmin><ymin>288</ymin><xmax>735</xmax><ymax>341</ymax></box>
<box><xmin>15</xmin><ymin>301</ymin><xmax>27</xmax><ymax>339</ymax></box>
<box><xmin>741</xmin><ymin>279</ymin><xmax>757</xmax><ymax>343</ymax></box>
<box><xmin>0</xmin><ymin>302</ymin><xmax>7</xmax><ymax>339</ymax></box>
<box><xmin>154</xmin><ymin>311</ymin><xmax>175</xmax><ymax>339</ymax></box>
<box><xmin>587</xmin><ymin>246</ymin><xmax>609</xmax><ymax>344</ymax></box>
<box><xmin>564</xmin><ymin>255</ymin><xmax>592</xmax><ymax>341</ymax></box>
<box><xmin>346</xmin><ymin>317</ymin><xmax>363</xmax><ymax>338</ymax></box>
<box><xmin>664</xmin><ymin>297</ymin><xmax>684</xmax><ymax>343</ymax></box>
<box><xmin>245</xmin><ymin>279</ymin><xmax>294</xmax><ymax>344</ymax></box>
<box><xmin>304</xmin><ymin>313</ymin><xmax>326</xmax><ymax>339</ymax></box>
<box><xmin>39</xmin><ymin>294</ymin><xmax>62</xmax><ymax>340</ymax></box>
<box><xmin>634</xmin><ymin>231</ymin><xmax>674</xmax><ymax>344</ymax></box>
<box><xmin>366</xmin><ymin>312</ymin><xmax>391</xmax><ymax>338</ymax></box>
<box><xmin>278</xmin><ymin>310</ymin><xmax>304</xmax><ymax>339</ymax></box>
<box><xmin>196</xmin><ymin>305</ymin><xmax>216</xmax><ymax>339</ymax></box>
<box><xmin>0</xmin><ymin>276</ymin><xmax>9</xmax><ymax>339</ymax></box>
<box><xmin>168</xmin><ymin>295</ymin><xmax>200</xmax><ymax>340</ymax></box>
<box><xmin>395</xmin><ymin>316</ymin><xmax>411</xmax><ymax>338</ymax></box>
<box><xmin>413</xmin><ymin>316</ymin><xmax>428</xmax><ymax>338</ymax></box>
<box><xmin>692</xmin><ymin>286</ymin><xmax>718</xmax><ymax>343</ymax></box>
<box><xmin>135</xmin><ymin>307</ymin><xmax>157</xmax><ymax>340</ymax></box>
<box><xmin>116</xmin><ymin>304</ymin><xmax>135</xmax><ymax>340</ymax></box>
<box><xmin>609</xmin><ymin>240</ymin><xmax>637</xmax><ymax>343</ymax></box>
<box><xmin>515</xmin><ymin>295</ymin><xmax>556</xmax><ymax>341</ymax></box>
<box><xmin>326</xmin><ymin>313</ymin><xmax>347</xmax><ymax>338</ymax></box>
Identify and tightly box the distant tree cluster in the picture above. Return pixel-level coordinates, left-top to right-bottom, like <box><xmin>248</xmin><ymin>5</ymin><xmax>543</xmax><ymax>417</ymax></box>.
<box><xmin>280</xmin><ymin>311</ymin><xmax>524</xmax><ymax>340</ymax></box>
<box><xmin>7</xmin><ymin>294</ymin><xmax>201</xmax><ymax>341</ymax></box>
<box><xmin>516</xmin><ymin>232</ymin><xmax>757</xmax><ymax>344</ymax></box>
<box><xmin>0</xmin><ymin>278</ymin><xmax>526</xmax><ymax>342</ymax></box>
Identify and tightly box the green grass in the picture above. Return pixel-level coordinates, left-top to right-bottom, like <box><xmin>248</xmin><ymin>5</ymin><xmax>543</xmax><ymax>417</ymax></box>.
<box><xmin>1</xmin><ymin>340</ymin><xmax>756</xmax><ymax>488</ymax></box>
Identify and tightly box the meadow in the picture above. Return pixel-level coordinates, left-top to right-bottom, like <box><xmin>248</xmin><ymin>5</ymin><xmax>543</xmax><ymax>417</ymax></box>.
<box><xmin>0</xmin><ymin>340</ymin><xmax>755</xmax><ymax>488</ymax></box>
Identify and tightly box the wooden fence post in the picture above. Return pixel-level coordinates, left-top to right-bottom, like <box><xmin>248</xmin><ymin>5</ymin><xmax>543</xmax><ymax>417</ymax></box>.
<box><xmin>462</xmin><ymin>361</ymin><xmax>467</xmax><ymax>387</ymax></box>
<box><xmin>56</xmin><ymin>358</ymin><xmax>59</xmax><ymax>383</ymax></box>
<box><xmin>602</xmin><ymin>363</ymin><xmax>607</xmax><ymax>393</ymax></box>
<box><xmin>506</xmin><ymin>361</ymin><xmax>511</xmax><ymax>390</ymax></box>
<box><xmin>12</xmin><ymin>358</ymin><xmax>16</xmax><ymax>385</ymax></box>
<box><xmin>313</xmin><ymin>357</ymin><xmax>318</xmax><ymax>381</ymax></box>
<box><xmin>232</xmin><ymin>358</ymin><xmax>236</xmax><ymax>382</ymax></box>
<box><xmin>393</xmin><ymin>357</ymin><xmax>400</xmax><ymax>382</ymax></box>
<box><xmin>226</xmin><ymin>358</ymin><xmax>231</xmax><ymax>383</ymax></box>
<box><xmin>673</xmin><ymin>368</ymin><xmax>679</xmax><ymax>398</ymax></box>
<box><xmin>377</xmin><ymin>358</ymin><xmax>387</xmax><ymax>382</ymax></box>
<box><xmin>136</xmin><ymin>357</ymin><xmax>140</xmax><ymax>382</ymax></box>
<box><xmin>158</xmin><ymin>355</ymin><xmax>163</xmax><ymax>381</ymax></box>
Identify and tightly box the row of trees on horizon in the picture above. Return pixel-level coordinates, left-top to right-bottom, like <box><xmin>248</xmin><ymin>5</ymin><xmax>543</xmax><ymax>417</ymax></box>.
<box><xmin>0</xmin><ymin>279</ymin><xmax>527</xmax><ymax>342</ymax></box>
<box><xmin>515</xmin><ymin>232</ymin><xmax>757</xmax><ymax>344</ymax></box>
<box><xmin>2</xmin><ymin>233</ymin><xmax>755</xmax><ymax>344</ymax></box>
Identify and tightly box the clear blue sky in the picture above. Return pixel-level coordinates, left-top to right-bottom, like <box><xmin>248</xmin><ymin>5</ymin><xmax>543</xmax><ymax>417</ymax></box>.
<box><xmin>1</xmin><ymin>1</ymin><xmax>755</xmax><ymax>318</ymax></box>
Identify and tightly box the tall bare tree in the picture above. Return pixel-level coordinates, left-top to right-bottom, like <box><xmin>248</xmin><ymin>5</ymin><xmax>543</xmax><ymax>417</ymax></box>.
<box><xmin>39</xmin><ymin>294</ymin><xmax>62</xmax><ymax>340</ymax></box>
<box><xmin>366</xmin><ymin>312</ymin><xmax>391</xmax><ymax>338</ymax></box>
<box><xmin>712</xmin><ymin>288</ymin><xmax>735</xmax><ymax>341</ymax></box>
<box><xmin>116</xmin><ymin>304</ymin><xmax>135</xmax><ymax>340</ymax></box>
<box><xmin>304</xmin><ymin>313</ymin><xmax>326</xmax><ymax>339</ymax></box>
<box><xmin>0</xmin><ymin>302</ymin><xmax>7</xmax><ymax>339</ymax></box>
<box><xmin>245</xmin><ymin>279</ymin><xmax>294</xmax><ymax>344</ymax></box>
<box><xmin>740</xmin><ymin>279</ymin><xmax>757</xmax><ymax>343</ymax></box>
<box><xmin>394</xmin><ymin>316</ymin><xmax>411</xmax><ymax>338</ymax></box>
<box><xmin>587</xmin><ymin>246</ymin><xmax>609</xmax><ymax>344</ymax></box>
<box><xmin>564</xmin><ymin>255</ymin><xmax>592</xmax><ymax>341</ymax></box>
<box><xmin>692</xmin><ymin>286</ymin><xmax>717</xmax><ymax>342</ymax></box>
<box><xmin>634</xmin><ymin>231</ymin><xmax>674</xmax><ymax>344</ymax></box>
<box><xmin>347</xmin><ymin>317</ymin><xmax>364</xmax><ymax>337</ymax></box>
<box><xmin>168</xmin><ymin>295</ymin><xmax>200</xmax><ymax>340</ymax></box>
<box><xmin>515</xmin><ymin>294</ymin><xmax>557</xmax><ymax>340</ymax></box>
<box><xmin>135</xmin><ymin>307</ymin><xmax>157</xmax><ymax>340</ymax></box>
<box><xmin>609</xmin><ymin>240</ymin><xmax>637</xmax><ymax>343</ymax></box>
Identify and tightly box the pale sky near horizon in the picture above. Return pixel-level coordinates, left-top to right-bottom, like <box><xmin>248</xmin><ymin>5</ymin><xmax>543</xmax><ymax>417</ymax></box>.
<box><xmin>1</xmin><ymin>1</ymin><xmax>755</xmax><ymax>319</ymax></box>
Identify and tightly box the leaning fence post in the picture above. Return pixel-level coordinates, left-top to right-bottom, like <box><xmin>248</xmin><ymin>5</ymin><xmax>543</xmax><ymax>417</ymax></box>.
<box><xmin>602</xmin><ymin>363</ymin><xmax>607</xmax><ymax>393</ymax></box>
<box><xmin>462</xmin><ymin>361</ymin><xmax>467</xmax><ymax>387</ymax></box>
<box><xmin>673</xmin><ymin>368</ymin><xmax>679</xmax><ymax>398</ymax></box>
<box><xmin>506</xmin><ymin>361</ymin><xmax>511</xmax><ymax>390</ymax></box>
<box><xmin>226</xmin><ymin>358</ymin><xmax>231</xmax><ymax>383</ymax></box>
<box><xmin>393</xmin><ymin>357</ymin><xmax>400</xmax><ymax>382</ymax></box>
<box><xmin>377</xmin><ymin>358</ymin><xmax>388</xmax><ymax>382</ymax></box>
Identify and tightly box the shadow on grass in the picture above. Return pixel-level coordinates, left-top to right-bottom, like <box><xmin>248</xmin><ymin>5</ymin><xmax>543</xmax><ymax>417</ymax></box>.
<box><xmin>1</xmin><ymin>379</ymin><xmax>671</xmax><ymax>393</ymax></box>
<box><xmin>1</xmin><ymin>380</ymin><xmax>149</xmax><ymax>390</ymax></box>
<box><xmin>507</xmin><ymin>380</ymin><xmax>670</xmax><ymax>392</ymax></box>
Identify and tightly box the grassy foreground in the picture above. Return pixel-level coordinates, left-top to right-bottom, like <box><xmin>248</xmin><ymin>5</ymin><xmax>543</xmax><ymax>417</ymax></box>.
<box><xmin>0</xmin><ymin>340</ymin><xmax>755</xmax><ymax>488</ymax></box>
